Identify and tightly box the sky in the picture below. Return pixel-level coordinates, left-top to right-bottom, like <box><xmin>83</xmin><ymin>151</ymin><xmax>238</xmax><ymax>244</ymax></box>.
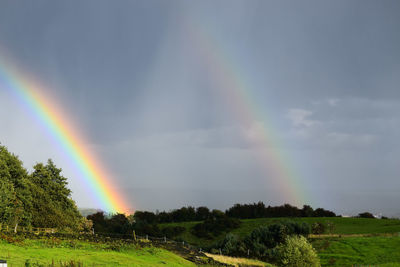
<box><xmin>0</xmin><ymin>0</ymin><xmax>399</xmax><ymax>216</ymax></box>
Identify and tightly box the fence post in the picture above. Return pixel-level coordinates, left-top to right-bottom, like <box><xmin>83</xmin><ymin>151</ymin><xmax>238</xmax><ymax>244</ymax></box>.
<box><xmin>146</xmin><ymin>235</ymin><xmax>148</xmax><ymax>241</ymax></box>
<box><xmin>199</xmin><ymin>248</ymin><xmax>202</xmax><ymax>253</ymax></box>
<box><xmin>133</xmin><ymin>230</ymin><xmax>136</xmax><ymax>241</ymax></box>
<box><xmin>182</xmin><ymin>241</ymin><xmax>184</xmax><ymax>246</ymax></box>
<box><xmin>92</xmin><ymin>228</ymin><xmax>95</xmax><ymax>235</ymax></box>
<box><xmin>219</xmin><ymin>248</ymin><xmax>222</xmax><ymax>255</ymax></box>
<box><xmin>247</xmin><ymin>249</ymin><xmax>250</xmax><ymax>256</ymax></box>
<box><xmin>164</xmin><ymin>236</ymin><xmax>166</xmax><ymax>243</ymax></box>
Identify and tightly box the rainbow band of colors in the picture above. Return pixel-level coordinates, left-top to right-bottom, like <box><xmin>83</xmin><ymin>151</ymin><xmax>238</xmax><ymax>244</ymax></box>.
<box><xmin>0</xmin><ymin>55</ymin><xmax>130</xmax><ymax>214</ymax></box>
<box><xmin>184</xmin><ymin>19</ymin><xmax>307</xmax><ymax>206</ymax></box>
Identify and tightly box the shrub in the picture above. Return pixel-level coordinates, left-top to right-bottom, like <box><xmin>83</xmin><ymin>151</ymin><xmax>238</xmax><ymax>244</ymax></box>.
<box><xmin>311</xmin><ymin>222</ymin><xmax>326</xmax><ymax>234</ymax></box>
<box><xmin>358</xmin><ymin>212</ymin><xmax>375</xmax><ymax>219</ymax></box>
<box><xmin>275</xmin><ymin>235</ymin><xmax>320</xmax><ymax>267</ymax></box>
<box><xmin>242</xmin><ymin>221</ymin><xmax>311</xmax><ymax>260</ymax></box>
<box><xmin>161</xmin><ymin>226</ymin><xmax>185</xmax><ymax>238</ymax></box>
<box><xmin>192</xmin><ymin>216</ymin><xmax>240</xmax><ymax>239</ymax></box>
<box><xmin>216</xmin><ymin>233</ymin><xmax>246</xmax><ymax>256</ymax></box>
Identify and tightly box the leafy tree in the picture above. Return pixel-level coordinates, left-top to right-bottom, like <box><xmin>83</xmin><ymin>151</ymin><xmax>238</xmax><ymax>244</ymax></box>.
<box><xmin>217</xmin><ymin>233</ymin><xmax>247</xmax><ymax>256</ymax></box>
<box><xmin>0</xmin><ymin>145</ymin><xmax>32</xmax><ymax>226</ymax></box>
<box><xmin>192</xmin><ymin>215</ymin><xmax>240</xmax><ymax>239</ymax></box>
<box><xmin>87</xmin><ymin>211</ymin><xmax>108</xmax><ymax>233</ymax></box>
<box><xmin>0</xmin><ymin>178</ymin><xmax>16</xmax><ymax>224</ymax></box>
<box><xmin>133</xmin><ymin>211</ymin><xmax>158</xmax><ymax>224</ymax></box>
<box><xmin>29</xmin><ymin>160</ymin><xmax>81</xmax><ymax>229</ymax></box>
<box><xmin>358</xmin><ymin>212</ymin><xmax>375</xmax><ymax>219</ymax></box>
<box><xmin>196</xmin><ymin>206</ymin><xmax>211</xmax><ymax>220</ymax></box>
<box><xmin>275</xmin><ymin>235</ymin><xmax>320</xmax><ymax>267</ymax></box>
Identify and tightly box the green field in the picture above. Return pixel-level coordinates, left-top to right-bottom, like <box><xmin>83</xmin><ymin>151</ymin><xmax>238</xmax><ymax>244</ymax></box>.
<box><xmin>3</xmin><ymin>217</ymin><xmax>400</xmax><ymax>266</ymax></box>
<box><xmin>0</xmin><ymin>238</ymin><xmax>197</xmax><ymax>267</ymax></box>
<box><xmin>160</xmin><ymin>217</ymin><xmax>400</xmax><ymax>266</ymax></box>
<box><xmin>312</xmin><ymin>236</ymin><xmax>400</xmax><ymax>266</ymax></box>
<box><xmin>160</xmin><ymin>217</ymin><xmax>400</xmax><ymax>247</ymax></box>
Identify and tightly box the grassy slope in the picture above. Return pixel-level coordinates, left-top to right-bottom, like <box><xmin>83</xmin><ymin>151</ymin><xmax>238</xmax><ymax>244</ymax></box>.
<box><xmin>160</xmin><ymin>217</ymin><xmax>400</xmax><ymax>247</ymax></box>
<box><xmin>0</xmin><ymin>239</ymin><xmax>197</xmax><ymax>267</ymax></box>
<box><xmin>312</xmin><ymin>236</ymin><xmax>400</xmax><ymax>266</ymax></box>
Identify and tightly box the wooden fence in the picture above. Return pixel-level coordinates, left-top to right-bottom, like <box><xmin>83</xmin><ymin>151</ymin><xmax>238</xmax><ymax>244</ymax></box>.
<box><xmin>0</xmin><ymin>224</ymin><xmax>56</xmax><ymax>234</ymax></box>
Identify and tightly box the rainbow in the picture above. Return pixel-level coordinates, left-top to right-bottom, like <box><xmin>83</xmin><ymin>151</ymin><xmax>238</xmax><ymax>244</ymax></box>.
<box><xmin>185</xmin><ymin>20</ymin><xmax>307</xmax><ymax>206</ymax></box>
<box><xmin>0</xmin><ymin>53</ymin><xmax>131</xmax><ymax>214</ymax></box>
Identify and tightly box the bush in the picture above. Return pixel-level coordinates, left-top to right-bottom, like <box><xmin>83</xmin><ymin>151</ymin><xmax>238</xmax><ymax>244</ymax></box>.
<box><xmin>358</xmin><ymin>212</ymin><xmax>375</xmax><ymax>219</ymax></box>
<box><xmin>216</xmin><ymin>233</ymin><xmax>246</xmax><ymax>256</ymax></box>
<box><xmin>275</xmin><ymin>235</ymin><xmax>320</xmax><ymax>267</ymax></box>
<box><xmin>311</xmin><ymin>222</ymin><xmax>326</xmax><ymax>234</ymax></box>
<box><xmin>242</xmin><ymin>221</ymin><xmax>311</xmax><ymax>260</ymax></box>
<box><xmin>161</xmin><ymin>226</ymin><xmax>185</xmax><ymax>238</ymax></box>
<box><xmin>192</xmin><ymin>216</ymin><xmax>240</xmax><ymax>239</ymax></box>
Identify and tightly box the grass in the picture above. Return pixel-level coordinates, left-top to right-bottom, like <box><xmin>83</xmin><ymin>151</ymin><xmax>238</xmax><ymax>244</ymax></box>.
<box><xmin>0</xmin><ymin>238</ymin><xmax>197</xmax><ymax>267</ymax></box>
<box><xmin>205</xmin><ymin>253</ymin><xmax>274</xmax><ymax>267</ymax></box>
<box><xmin>160</xmin><ymin>217</ymin><xmax>400</xmax><ymax>247</ymax></box>
<box><xmin>312</xmin><ymin>236</ymin><xmax>400</xmax><ymax>266</ymax></box>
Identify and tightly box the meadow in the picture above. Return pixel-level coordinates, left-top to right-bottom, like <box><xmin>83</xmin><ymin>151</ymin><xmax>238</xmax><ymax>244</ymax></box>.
<box><xmin>312</xmin><ymin>236</ymin><xmax>400</xmax><ymax>266</ymax></box>
<box><xmin>0</xmin><ymin>238</ymin><xmax>197</xmax><ymax>267</ymax></box>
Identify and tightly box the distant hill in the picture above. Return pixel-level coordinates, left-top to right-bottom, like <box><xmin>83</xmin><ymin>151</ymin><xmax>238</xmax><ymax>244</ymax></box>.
<box><xmin>79</xmin><ymin>208</ymin><xmax>103</xmax><ymax>218</ymax></box>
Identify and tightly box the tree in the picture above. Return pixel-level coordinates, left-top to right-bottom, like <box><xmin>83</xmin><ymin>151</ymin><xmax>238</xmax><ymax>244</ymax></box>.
<box><xmin>275</xmin><ymin>235</ymin><xmax>320</xmax><ymax>267</ymax></box>
<box><xmin>196</xmin><ymin>206</ymin><xmax>210</xmax><ymax>220</ymax></box>
<box><xmin>0</xmin><ymin>145</ymin><xmax>33</xmax><ymax>226</ymax></box>
<box><xmin>358</xmin><ymin>212</ymin><xmax>375</xmax><ymax>219</ymax></box>
<box><xmin>29</xmin><ymin>160</ymin><xmax>81</xmax><ymax>229</ymax></box>
<box><xmin>0</xmin><ymin>179</ymin><xmax>16</xmax><ymax>224</ymax></box>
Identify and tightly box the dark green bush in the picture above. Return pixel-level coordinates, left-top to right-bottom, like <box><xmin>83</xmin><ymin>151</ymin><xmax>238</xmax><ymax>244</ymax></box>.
<box><xmin>192</xmin><ymin>216</ymin><xmax>240</xmax><ymax>239</ymax></box>
<box><xmin>161</xmin><ymin>226</ymin><xmax>185</xmax><ymax>238</ymax></box>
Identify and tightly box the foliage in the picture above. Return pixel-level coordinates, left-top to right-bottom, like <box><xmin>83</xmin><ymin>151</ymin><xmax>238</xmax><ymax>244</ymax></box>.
<box><xmin>88</xmin><ymin>212</ymin><xmax>133</xmax><ymax>237</ymax></box>
<box><xmin>29</xmin><ymin>160</ymin><xmax>82</xmax><ymax>229</ymax></box>
<box><xmin>226</xmin><ymin>202</ymin><xmax>336</xmax><ymax>219</ymax></box>
<box><xmin>240</xmin><ymin>221</ymin><xmax>310</xmax><ymax>259</ymax></box>
<box><xmin>311</xmin><ymin>222</ymin><xmax>326</xmax><ymax>234</ymax></box>
<box><xmin>192</xmin><ymin>216</ymin><xmax>240</xmax><ymax>239</ymax></box>
<box><xmin>161</xmin><ymin>226</ymin><xmax>186</xmax><ymax>238</ymax></box>
<box><xmin>0</xmin><ymin>145</ymin><xmax>32</xmax><ymax>226</ymax></box>
<box><xmin>358</xmin><ymin>212</ymin><xmax>375</xmax><ymax>219</ymax></box>
<box><xmin>275</xmin><ymin>235</ymin><xmax>320</xmax><ymax>267</ymax></box>
<box><xmin>0</xmin><ymin>178</ymin><xmax>16</xmax><ymax>224</ymax></box>
<box><xmin>215</xmin><ymin>233</ymin><xmax>247</xmax><ymax>256</ymax></box>
<box><xmin>0</xmin><ymin>144</ymin><xmax>81</xmax><ymax>230</ymax></box>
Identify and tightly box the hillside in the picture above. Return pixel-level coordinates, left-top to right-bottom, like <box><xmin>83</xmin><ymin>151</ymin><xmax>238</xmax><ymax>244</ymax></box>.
<box><xmin>159</xmin><ymin>217</ymin><xmax>400</xmax><ymax>247</ymax></box>
<box><xmin>0</xmin><ymin>238</ymin><xmax>198</xmax><ymax>267</ymax></box>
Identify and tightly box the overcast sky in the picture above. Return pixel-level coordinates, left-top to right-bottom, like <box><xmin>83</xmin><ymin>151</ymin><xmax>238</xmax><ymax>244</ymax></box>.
<box><xmin>0</xmin><ymin>1</ymin><xmax>399</xmax><ymax>216</ymax></box>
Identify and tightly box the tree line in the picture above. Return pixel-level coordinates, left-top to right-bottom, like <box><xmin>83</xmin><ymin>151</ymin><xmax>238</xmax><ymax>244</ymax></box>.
<box><xmin>130</xmin><ymin>202</ymin><xmax>337</xmax><ymax>225</ymax></box>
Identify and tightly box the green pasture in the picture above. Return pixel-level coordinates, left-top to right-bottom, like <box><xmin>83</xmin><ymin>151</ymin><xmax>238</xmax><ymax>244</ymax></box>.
<box><xmin>312</xmin><ymin>236</ymin><xmax>400</xmax><ymax>266</ymax></box>
<box><xmin>0</xmin><ymin>239</ymin><xmax>196</xmax><ymax>267</ymax></box>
